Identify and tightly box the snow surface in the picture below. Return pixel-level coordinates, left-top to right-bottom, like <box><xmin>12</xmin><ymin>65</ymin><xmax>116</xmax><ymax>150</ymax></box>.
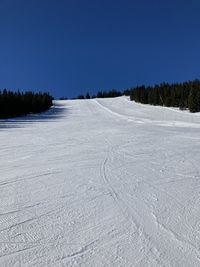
<box><xmin>1</xmin><ymin>96</ymin><xmax>200</xmax><ymax>266</ymax></box>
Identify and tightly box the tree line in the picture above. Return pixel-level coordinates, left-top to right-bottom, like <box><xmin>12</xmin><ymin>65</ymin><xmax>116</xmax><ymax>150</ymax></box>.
<box><xmin>128</xmin><ymin>80</ymin><xmax>200</xmax><ymax>113</ymax></box>
<box><xmin>61</xmin><ymin>79</ymin><xmax>200</xmax><ymax>113</ymax></box>
<box><xmin>76</xmin><ymin>89</ymin><xmax>122</xmax><ymax>100</ymax></box>
<box><xmin>0</xmin><ymin>90</ymin><xmax>53</xmax><ymax>119</ymax></box>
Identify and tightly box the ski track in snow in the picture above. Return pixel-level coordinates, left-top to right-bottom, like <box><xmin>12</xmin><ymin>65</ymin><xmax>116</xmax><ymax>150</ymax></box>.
<box><xmin>1</xmin><ymin>96</ymin><xmax>200</xmax><ymax>266</ymax></box>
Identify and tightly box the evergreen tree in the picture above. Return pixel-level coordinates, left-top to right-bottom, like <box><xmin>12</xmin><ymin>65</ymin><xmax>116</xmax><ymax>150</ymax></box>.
<box><xmin>0</xmin><ymin>90</ymin><xmax>53</xmax><ymax>119</ymax></box>
<box><xmin>188</xmin><ymin>88</ymin><xmax>200</xmax><ymax>112</ymax></box>
<box><xmin>85</xmin><ymin>92</ymin><xmax>90</xmax><ymax>99</ymax></box>
<box><xmin>129</xmin><ymin>79</ymin><xmax>200</xmax><ymax>113</ymax></box>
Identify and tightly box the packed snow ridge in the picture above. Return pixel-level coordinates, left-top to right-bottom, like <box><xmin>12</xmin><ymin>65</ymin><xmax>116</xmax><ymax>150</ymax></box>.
<box><xmin>1</xmin><ymin>96</ymin><xmax>200</xmax><ymax>266</ymax></box>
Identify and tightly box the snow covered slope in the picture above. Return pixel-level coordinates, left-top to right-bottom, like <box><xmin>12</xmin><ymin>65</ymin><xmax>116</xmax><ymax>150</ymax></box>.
<box><xmin>1</xmin><ymin>97</ymin><xmax>200</xmax><ymax>266</ymax></box>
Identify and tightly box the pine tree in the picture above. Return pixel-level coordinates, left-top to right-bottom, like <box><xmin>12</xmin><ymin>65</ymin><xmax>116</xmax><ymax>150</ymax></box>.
<box><xmin>188</xmin><ymin>88</ymin><xmax>197</xmax><ymax>112</ymax></box>
<box><xmin>85</xmin><ymin>92</ymin><xmax>90</xmax><ymax>99</ymax></box>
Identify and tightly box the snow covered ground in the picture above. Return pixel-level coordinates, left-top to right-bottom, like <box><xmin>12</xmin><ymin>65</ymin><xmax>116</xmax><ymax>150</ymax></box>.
<box><xmin>1</xmin><ymin>96</ymin><xmax>200</xmax><ymax>266</ymax></box>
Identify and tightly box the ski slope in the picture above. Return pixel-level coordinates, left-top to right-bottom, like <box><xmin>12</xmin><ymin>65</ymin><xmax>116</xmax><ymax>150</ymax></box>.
<box><xmin>1</xmin><ymin>96</ymin><xmax>200</xmax><ymax>266</ymax></box>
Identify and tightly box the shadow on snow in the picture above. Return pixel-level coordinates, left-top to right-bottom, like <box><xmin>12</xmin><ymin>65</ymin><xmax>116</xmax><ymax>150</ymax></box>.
<box><xmin>0</xmin><ymin>102</ymin><xmax>67</xmax><ymax>129</ymax></box>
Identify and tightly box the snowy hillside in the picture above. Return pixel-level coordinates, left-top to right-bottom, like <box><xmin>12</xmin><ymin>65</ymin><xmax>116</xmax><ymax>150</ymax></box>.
<box><xmin>1</xmin><ymin>96</ymin><xmax>200</xmax><ymax>266</ymax></box>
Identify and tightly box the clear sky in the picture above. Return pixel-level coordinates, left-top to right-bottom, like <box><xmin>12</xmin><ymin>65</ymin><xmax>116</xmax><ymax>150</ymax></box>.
<box><xmin>0</xmin><ymin>0</ymin><xmax>200</xmax><ymax>98</ymax></box>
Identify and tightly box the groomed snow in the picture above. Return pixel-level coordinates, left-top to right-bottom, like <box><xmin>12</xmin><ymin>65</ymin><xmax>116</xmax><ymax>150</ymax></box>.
<box><xmin>1</xmin><ymin>96</ymin><xmax>200</xmax><ymax>266</ymax></box>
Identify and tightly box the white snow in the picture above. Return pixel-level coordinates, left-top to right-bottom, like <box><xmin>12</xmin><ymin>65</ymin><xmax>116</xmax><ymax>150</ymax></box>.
<box><xmin>1</xmin><ymin>96</ymin><xmax>200</xmax><ymax>266</ymax></box>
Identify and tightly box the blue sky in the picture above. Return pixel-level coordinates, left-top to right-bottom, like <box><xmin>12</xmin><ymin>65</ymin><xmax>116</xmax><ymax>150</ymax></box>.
<box><xmin>0</xmin><ymin>0</ymin><xmax>200</xmax><ymax>98</ymax></box>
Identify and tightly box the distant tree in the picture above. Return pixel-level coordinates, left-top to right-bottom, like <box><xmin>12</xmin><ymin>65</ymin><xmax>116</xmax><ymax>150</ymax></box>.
<box><xmin>97</xmin><ymin>91</ymin><xmax>104</xmax><ymax>98</ymax></box>
<box><xmin>96</xmin><ymin>89</ymin><xmax>122</xmax><ymax>98</ymax></box>
<box><xmin>188</xmin><ymin>88</ymin><xmax>200</xmax><ymax>112</ymax></box>
<box><xmin>85</xmin><ymin>92</ymin><xmax>90</xmax><ymax>99</ymax></box>
<box><xmin>123</xmin><ymin>89</ymin><xmax>131</xmax><ymax>96</ymax></box>
<box><xmin>77</xmin><ymin>95</ymin><xmax>85</xmax><ymax>99</ymax></box>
